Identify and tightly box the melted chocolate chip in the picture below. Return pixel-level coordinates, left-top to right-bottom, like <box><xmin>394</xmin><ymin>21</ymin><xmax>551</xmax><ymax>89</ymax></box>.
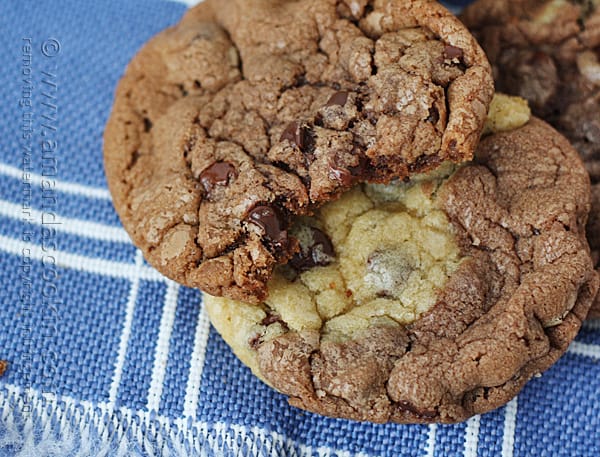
<box><xmin>280</xmin><ymin>121</ymin><xmax>313</xmax><ymax>152</ymax></box>
<box><xmin>247</xmin><ymin>205</ymin><xmax>288</xmax><ymax>249</ymax></box>
<box><xmin>200</xmin><ymin>162</ymin><xmax>237</xmax><ymax>195</ymax></box>
<box><xmin>366</xmin><ymin>250</ymin><xmax>414</xmax><ymax>298</ymax></box>
<box><xmin>443</xmin><ymin>45</ymin><xmax>464</xmax><ymax>61</ymax></box>
<box><xmin>248</xmin><ymin>334</ymin><xmax>262</xmax><ymax>349</ymax></box>
<box><xmin>290</xmin><ymin>227</ymin><xmax>335</xmax><ymax>272</ymax></box>
<box><xmin>261</xmin><ymin>314</ymin><xmax>282</xmax><ymax>326</ymax></box>
<box><xmin>328</xmin><ymin>163</ymin><xmax>354</xmax><ymax>186</ymax></box>
<box><xmin>249</xmin><ymin>311</ymin><xmax>289</xmax><ymax>349</ymax></box>
<box><xmin>326</xmin><ymin>91</ymin><xmax>349</xmax><ymax>107</ymax></box>
<box><xmin>261</xmin><ymin>312</ymin><xmax>289</xmax><ymax>330</ymax></box>
<box><xmin>348</xmin><ymin>153</ymin><xmax>370</xmax><ymax>177</ymax></box>
<box><xmin>408</xmin><ymin>154</ymin><xmax>440</xmax><ymax>173</ymax></box>
<box><xmin>328</xmin><ymin>152</ymin><xmax>370</xmax><ymax>185</ymax></box>
<box><xmin>447</xmin><ymin>139</ymin><xmax>458</xmax><ymax>155</ymax></box>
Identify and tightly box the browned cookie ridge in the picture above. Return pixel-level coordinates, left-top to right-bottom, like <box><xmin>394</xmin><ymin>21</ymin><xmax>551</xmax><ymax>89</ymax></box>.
<box><xmin>206</xmin><ymin>118</ymin><xmax>598</xmax><ymax>423</ymax></box>
<box><xmin>104</xmin><ymin>0</ymin><xmax>493</xmax><ymax>303</ymax></box>
<box><xmin>461</xmin><ymin>0</ymin><xmax>600</xmax><ymax>317</ymax></box>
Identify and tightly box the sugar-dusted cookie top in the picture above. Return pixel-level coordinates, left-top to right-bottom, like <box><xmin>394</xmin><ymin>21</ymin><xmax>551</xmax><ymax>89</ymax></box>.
<box><xmin>104</xmin><ymin>0</ymin><xmax>493</xmax><ymax>302</ymax></box>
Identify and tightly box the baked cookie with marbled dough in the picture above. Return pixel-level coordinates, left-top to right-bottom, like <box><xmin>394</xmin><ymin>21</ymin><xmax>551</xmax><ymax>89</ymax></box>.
<box><xmin>103</xmin><ymin>0</ymin><xmax>494</xmax><ymax>304</ymax></box>
<box><xmin>461</xmin><ymin>0</ymin><xmax>600</xmax><ymax>317</ymax></box>
<box><xmin>205</xmin><ymin>107</ymin><xmax>598</xmax><ymax>423</ymax></box>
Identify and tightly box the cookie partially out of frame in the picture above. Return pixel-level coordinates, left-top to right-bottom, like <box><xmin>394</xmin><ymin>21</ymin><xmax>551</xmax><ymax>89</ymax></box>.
<box><xmin>205</xmin><ymin>115</ymin><xmax>598</xmax><ymax>424</ymax></box>
<box><xmin>461</xmin><ymin>0</ymin><xmax>600</xmax><ymax>317</ymax></box>
<box><xmin>103</xmin><ymin>0</ymin><xmax>493</xmax><ymax>304</ymax></box>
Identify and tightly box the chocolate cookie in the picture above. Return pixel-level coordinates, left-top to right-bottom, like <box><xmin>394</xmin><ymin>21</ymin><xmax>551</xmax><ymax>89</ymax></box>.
<box><xmin>205</xmin><ymin>117</ymin><xmax>598</xmax><ymax>423</ymax></box>
<box><xmin>104</xmin><ymin>0</ymin><xmax>494</xmax><ymax>303</ymax></box>
<box><xmin>461</xmin><ymin>0</ymin><xmax>600</xmax><ymax>317</ymax></box>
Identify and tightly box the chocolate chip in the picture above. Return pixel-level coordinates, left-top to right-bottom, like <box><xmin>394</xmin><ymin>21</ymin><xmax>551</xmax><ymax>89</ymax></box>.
<box><xmin>364</xmin><ymin>110</ymin><xmax>378</xmax><ymax>125</ymax></box>
<box><xmin>314</xmin><ymin>113</ymin><xmax>324</xmax><ymax>127</ymax></box>
<box><xmin>280</xmin><ymin>121</ymin><xmax>313</xmax><ymax>152</ymax></box>
<box><xmin>128</xmin><ymin>150</ymin><xmax>141</xmax><ymax>169</ymax></box>
<box><xmin>290</xmin><ymin>227</ymin><xmax>335</xmax><ymax>272</ymax></box>
<box><xmin>426</xmin><ymin>106</ymin><xmax>439</xmax><ymax>124</ymax></box>
<box><xmin>294</xmin><ymin>74</ymin><xmax>308</xmax><ymax>87</ymax></box>
<box><xmin>199</xmin><ymin>162</ymin><xmax>237</xmax><ymax>195</ymax></box>
<box><xmin>443</xmin><ymin>45</ymin><xmax>464</xmax><ymax>61</ymax></box>
<box><xmin>247</xmin><ymin>205</ymin><xmax>288</xmax><ymax>249</ymax></box>
<box><xmin>326</xmin><ymin>91</ymin><xmax>349</xmax><ymax>107</ymax></box>
<box><xmin>328</xmin><ymin>163</ymin><xmax>354</xmax><ymax>186</ymax></box>
<box><xmin>280</xmin><ymin>121</ymin><xmax>300</xmax><ymax>145</ymax></box>
<box><xmin>143</xmin><ymin>117</ymin><xmax>153</xmax><ymax>132</ymax></box>
<box><xmin>177</xmin><ymin>84</ymin><xmax>189</xmax><ymax>97</ymax></box>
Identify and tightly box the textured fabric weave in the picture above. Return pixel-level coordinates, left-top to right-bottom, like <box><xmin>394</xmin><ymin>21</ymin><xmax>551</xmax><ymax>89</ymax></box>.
<box><xmin>0</xmin><ymin>0</ymin><xmax>598</xmax><ymax>456</ymax></box>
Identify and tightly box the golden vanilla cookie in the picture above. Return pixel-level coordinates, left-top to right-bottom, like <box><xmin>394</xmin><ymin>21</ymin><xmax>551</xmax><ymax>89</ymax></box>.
<box><xmin>205</xmin><ymin>115</ymin><xmax>598</xmax><ymax>423</ymax></box>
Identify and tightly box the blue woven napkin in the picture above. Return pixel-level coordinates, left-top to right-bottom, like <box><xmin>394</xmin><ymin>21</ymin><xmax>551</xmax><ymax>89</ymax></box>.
<box><xmin>0</xmin><ymin>0</ymin><xmax>598</xmax><ymax>456</ymax></box>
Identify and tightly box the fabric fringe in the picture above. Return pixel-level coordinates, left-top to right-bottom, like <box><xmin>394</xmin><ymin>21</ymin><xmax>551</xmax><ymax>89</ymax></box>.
<box><xmin>0</xmin><ymin>386</ymin><xmax>363</xmax><ymax>457</ymax></box>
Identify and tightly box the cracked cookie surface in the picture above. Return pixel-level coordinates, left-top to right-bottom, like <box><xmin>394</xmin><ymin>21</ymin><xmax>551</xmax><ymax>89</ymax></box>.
<box><xmin>103</xmin><ymin>0</ymin><xmax>493</xmax><ymax>303</ymax></box>
<box><xmin>205</xmin><ymin>118</ymin><xmax>598</xmax><ymax>423</ymax></box>
<box><xmin>461</xmin><ymin>0</ymin><xmax>600</xmax><ymax>317</ymax></box>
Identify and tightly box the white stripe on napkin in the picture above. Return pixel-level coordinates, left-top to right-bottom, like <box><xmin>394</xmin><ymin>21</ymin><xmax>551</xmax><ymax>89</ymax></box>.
<box><xmin>182</xmin><ymin>304</ymin><xmax>211</xmax><ymax>419</ymax></box>
<box><xmin>463</xmin><ymin>415</ymin><xmax>480</xmax><ymax>457</ymax></box>
<box><xmin>501</xmin><ymin>397</ymin><xmax>518</xmax><ymax>457</ymax></box>
<box><xmin>425</xmin><ymin>424</ymin><xmax>437</xmax><ymax>457</ymax></box>
<box><xmin>0</xmin><ymin>162</ymin><xmax>111</xmax><ymax>200</ymax></box>
<box><xmin>0</xmin><ymin>234</ymin><xmax>163</xmax><ymax>281</ymax></box>
<box><xmin>147</xmin><ymin>281</ymin><xmax>180</xmax><ymax>412</ymax></box>
<box><xmin>568</xmin><ymin>341</ymin><xmax>600</xmax><ymax>359</ymax></box>
<box><xmin>108</xmin><ymin>250</ymin><xmax>144</xmax><ymax>408</ymax></box>
<box><xmin>0</xmin><ymin>200</ymin><xmax>130</xmax><ymax>242</ymax></box>
<box><xmin>176</xmin><ymin>0</ymin><xmax>204</xmax><ymax>6</ymax></box>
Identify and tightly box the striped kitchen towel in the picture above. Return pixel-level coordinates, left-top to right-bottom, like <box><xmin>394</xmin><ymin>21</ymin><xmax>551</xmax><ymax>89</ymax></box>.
<box><xmin>0</xmin><ymin>0</ymin><xmax>598</xmax><ymax>456</ymax></box>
